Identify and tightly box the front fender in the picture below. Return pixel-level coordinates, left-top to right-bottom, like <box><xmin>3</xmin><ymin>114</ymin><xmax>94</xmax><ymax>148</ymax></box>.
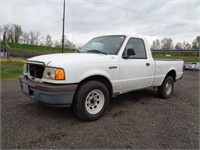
<box><xmin>79</xmin><ymin>69</ymin><xmax>111</xmax><ymax>82</ymax></box>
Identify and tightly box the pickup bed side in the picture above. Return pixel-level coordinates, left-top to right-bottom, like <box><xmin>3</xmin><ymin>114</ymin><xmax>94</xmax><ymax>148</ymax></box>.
<box><xmin>153</xmin><ymin>60</ymin><xmax>183</xmax><ymax>86</ymax></box>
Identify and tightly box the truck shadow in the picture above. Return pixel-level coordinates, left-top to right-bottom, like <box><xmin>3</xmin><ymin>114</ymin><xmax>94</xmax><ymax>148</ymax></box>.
<box><xmin>110</xmin><ymin>88</ymin><xmax>158</xmax><ymax>104</ymax></box>
<box><xmin>25</xmin><ymin>88</ymin><xmax>158</xmax><ymax>121</ymax></box>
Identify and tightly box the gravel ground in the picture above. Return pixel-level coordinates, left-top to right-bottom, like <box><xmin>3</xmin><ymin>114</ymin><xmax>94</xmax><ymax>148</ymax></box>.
<box><xmin>1</xmin><ymin>71</ymin><xmax>199</xmax><ymax>149</ymax></box>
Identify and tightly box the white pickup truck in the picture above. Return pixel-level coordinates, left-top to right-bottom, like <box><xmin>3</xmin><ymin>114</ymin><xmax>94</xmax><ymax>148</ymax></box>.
<box><xmin>20</xmin><ymin>35</ymin><xmax>183</xmax><ymax>121</ymax></box>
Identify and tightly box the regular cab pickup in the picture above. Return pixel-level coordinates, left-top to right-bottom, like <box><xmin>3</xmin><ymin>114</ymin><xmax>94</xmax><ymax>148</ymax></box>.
<box><xmin>20</xmin><ymin>35</ymin><xmax>184</xmax><ymax>121</ymax></box>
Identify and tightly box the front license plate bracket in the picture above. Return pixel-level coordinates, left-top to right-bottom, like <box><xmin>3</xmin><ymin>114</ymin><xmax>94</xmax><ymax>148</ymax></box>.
<box><xmin>22</xmin><ymin>83</ymin><xmax>29</xmax><ymax>94</ymax></box>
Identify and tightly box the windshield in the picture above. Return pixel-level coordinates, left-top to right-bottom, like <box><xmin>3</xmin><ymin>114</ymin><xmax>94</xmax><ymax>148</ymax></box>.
<box><xmin>80</xmin><ymin>35</ymin><xmax>126</xmax><ymax>55</ymax></box>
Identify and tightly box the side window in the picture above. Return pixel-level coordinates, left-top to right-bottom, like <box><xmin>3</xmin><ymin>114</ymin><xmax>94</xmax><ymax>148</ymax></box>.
<box><xmin>124</xmin><ymin>38</ymin><xmax>147</xmax><ymax>59</ymax></box>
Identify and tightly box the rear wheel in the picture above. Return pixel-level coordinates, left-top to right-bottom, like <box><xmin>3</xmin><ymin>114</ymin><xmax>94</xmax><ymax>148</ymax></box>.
<box><xmin>73</xmin><ymin>81</ymin><xmax>109</xmax><ymax>121</ymax></box>
<box><xmin>157</xmin><ymin>76</ymin><xmax>174</xmax><ymax>99</ymax></box>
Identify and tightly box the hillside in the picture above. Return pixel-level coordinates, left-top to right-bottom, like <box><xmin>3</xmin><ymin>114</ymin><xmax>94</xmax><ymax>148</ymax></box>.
<box><xmin>1</xmin><ymin>41</ymin><xmax>75</xmax><ymax>54</ymax></box>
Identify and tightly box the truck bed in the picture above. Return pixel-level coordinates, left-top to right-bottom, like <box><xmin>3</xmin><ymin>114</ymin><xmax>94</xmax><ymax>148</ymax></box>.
<box><xmin>152</xmin><ymin>59</ymin><xmax>184</xmax><ymax>86</ymax></box>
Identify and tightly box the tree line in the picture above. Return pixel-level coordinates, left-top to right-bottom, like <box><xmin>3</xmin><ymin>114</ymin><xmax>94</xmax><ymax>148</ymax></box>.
<box><xmin>0</xmin><ymin>24</ymin><xmax>75</xmax><ymax>48</ymax></box>
<box><xmin>151</xmin><ymin>36</ymin><xmax>200</xmax><ymax>50</ymax></box>
<box><xmin>0</xmin><ymin>23</ymin><xmax>199</xmax><ymax>50</ymax></box>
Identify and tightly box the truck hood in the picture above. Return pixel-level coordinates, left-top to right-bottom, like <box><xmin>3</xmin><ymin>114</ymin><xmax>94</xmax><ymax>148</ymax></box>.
<box><xmin>27</xmin><ymin>53</ymin><xmax>118</xmax><ymax>67</ymax></box>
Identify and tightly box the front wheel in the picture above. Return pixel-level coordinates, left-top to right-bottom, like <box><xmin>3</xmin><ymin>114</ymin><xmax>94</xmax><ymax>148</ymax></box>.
<box><xmin>73</xmin><ymin>81</ymin><xmax>109</xmax><ymax>121</ymax></box>
<box><xmin>157</xmin><ymin>76</ymin><xmax>174</xmax><ymax>99</ymax></box>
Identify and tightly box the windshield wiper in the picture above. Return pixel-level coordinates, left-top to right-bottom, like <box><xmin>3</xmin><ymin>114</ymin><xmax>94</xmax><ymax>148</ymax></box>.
<box><xmin>86</xmin><ymin>50</ymin><xmax>107</xmax><ymax>55</ymax></box>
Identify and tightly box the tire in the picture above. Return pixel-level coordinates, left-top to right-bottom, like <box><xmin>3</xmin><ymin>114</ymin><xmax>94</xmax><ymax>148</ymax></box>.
<box><xmin>73</xmin><ymin>81</ymin><xmax>109</xmax><ymax>121</ymax></box>
<box><xmin>157</xmin><ymin>76</ymin><xmax>174</xmax><ymax>99</ymax></box>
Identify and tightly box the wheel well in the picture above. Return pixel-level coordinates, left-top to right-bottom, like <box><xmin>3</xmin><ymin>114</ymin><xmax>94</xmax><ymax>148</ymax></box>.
<box><xmin>78</xmin><ymin>75</ymin><xmax>113</xmax><ymax>96</ymax></box>
<box><xmin>166</xmin><ymin>70</ymin><xmax>176</xmax><ymax>81</ymax></box>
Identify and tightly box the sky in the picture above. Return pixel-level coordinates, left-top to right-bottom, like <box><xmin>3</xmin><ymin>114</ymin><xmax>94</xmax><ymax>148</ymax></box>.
<box><xmin>0</xmin><ymin>0</ymin><xmax>199</xmax><ymax>47</ymax></box>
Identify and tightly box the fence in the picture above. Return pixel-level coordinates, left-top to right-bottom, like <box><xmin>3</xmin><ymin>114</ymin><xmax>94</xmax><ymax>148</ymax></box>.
<box><xmin>151</xmin><ymin>49</ymin><xmax>199</xmax><ymax>56</ymax></box>
<box><xmin>8</xmin><ymin>53</ymin><xmax>39</xmax><ymax>58</ymax></box>
<box><xmin>1</xmin><ymin>49</ymin><xmax>200</xmax><ymax>59</ymax></box>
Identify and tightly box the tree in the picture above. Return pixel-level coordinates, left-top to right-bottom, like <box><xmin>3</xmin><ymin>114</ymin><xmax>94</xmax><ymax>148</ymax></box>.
<box><xmin>39</xmin><ymin>36</ymin><xmax>45</xmax><ymax>46</ymax></box>
<box><xmin>192</xmin><ymin>36</ymin><xmax>200</xmax><ymax>49</ymax></box>
<box><xmin>3</xmin><ymin>31</ymin><xmax>6</xmax><ymax>41</ymax></box>
<box><xmin>29</xmin><ymin>31</ymin><xmax>36</xmax><ymax>45</ymax></box>
<box><xmin>21</xmin><ymin>32</ymin><xmax>30</xmax><ymax>44</ymax></box>
<box><xmin>13</xmin><ymin>24</ymin><xmax>22</xmax><ymax>43</ymax></box>
<box><xmin>60</xmin><ymin>35</ymin><xmax>75</xmax><ymax>48</ymax></box>
<box><xmin>35</xmin><ymin>31</ymin><xmax>40</xmax><ymax>45</ymax></box>
<box><xmin>175</xmin><ymin>42</ymin><xmax>182</xmax><ymax>50</ymax></box>
<box><xmin>54</xmin><ymin>40</ymin><xmax>61</xmax><ymax>48</ymax></box>
<box><xmin>151</xmin><ymin>40</ymin><xmax>156</xmax><ymax>49</ymax></box>
<box><xmin>151</xmin><ymin>39</ymin><xmax>160</xmax><ymax>49</ymax></box>
<box><xmin>182</xmin><ymin>41</ymin><xmax>191</xmax><ymax>49</ymax></box>
<box><xmin>3</xmin><ymin>24</ymin><xmax>21</xmax><ymax>43</ymax></box>
<box><xmin>10</xmin><ymin>30</ymin><xmax>14</xmax><ymax>43</ymax></box>
<box><xmin>161</xmin><ymin>38</ymin><xmax>173</xmax><ymax>49</ymax></box>
<box><xmin>155</xmin><ymin>39</ymin><xmax>160</xmax><ymax>49</ymax></box>
<box><xmin>3</xmin><ymin>24</ymin><xmax>14</xmax><ymax>43</ymax></box>
<box><xmin>0</xmin><ymin>25</ymin><xmax>2</xmax><ymax>41</ymax></box>
<box><xmin>3</xmin><ymin>24</ymin><xmax>11</xmax><ymax>42</ymax></box>
<box><xmin>45</xmin><ymin>34</ymin><xmax>52</xmax><ymax>47</ymax></box>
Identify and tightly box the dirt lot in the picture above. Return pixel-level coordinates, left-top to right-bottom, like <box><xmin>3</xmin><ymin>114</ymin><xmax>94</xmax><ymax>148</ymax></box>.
<box><xmin>1</xmin><ymin>71</ymin><xmax>199</xmax><ymax>149</ymax></box>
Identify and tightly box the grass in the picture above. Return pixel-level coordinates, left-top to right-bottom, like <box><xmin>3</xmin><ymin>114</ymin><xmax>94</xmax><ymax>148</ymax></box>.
<box><xmin>1</xmin><ymin>59</ymin><xmax>25</xmax><ymax>80</ymax></box>
<box><xmin>1</xmin><ymin>41</ymin><xmax>75</xmax><ymax>54</ymax></box>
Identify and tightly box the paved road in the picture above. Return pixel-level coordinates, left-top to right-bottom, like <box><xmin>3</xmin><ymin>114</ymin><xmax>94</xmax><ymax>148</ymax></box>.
<box><xmin>1</xmin><ymin>71</ymin><xmax>199</xmax><ymax>149</ymax></box>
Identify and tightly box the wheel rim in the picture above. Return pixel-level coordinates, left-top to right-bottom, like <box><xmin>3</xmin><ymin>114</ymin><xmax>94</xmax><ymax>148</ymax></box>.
<box><xmin>85</xmin><ymin>89</ymin><xmax>105</xmax><ymax>115</ymax></box>
<box><xmin>165</xmin><ymin>80</ymin><xmax>172</xmax><ymax>95</ymax></box>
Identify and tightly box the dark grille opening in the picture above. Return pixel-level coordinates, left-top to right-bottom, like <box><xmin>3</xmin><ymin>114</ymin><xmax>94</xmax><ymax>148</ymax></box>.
<box><xmin>29</xmin><ymin>64</ymin><xmax>45</xmax><ymax>79</ymax></box>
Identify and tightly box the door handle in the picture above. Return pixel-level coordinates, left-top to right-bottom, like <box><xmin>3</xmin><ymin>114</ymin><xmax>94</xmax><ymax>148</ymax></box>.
<box><xmin>146</xmin><ymin>63</ymin><xmax>150</xmax><ymax>66</ymax></box>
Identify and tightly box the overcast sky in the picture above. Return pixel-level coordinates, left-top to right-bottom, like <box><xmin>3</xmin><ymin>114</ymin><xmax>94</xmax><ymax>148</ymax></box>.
<box><xmin>1</xmin><ymin>0</ymin><xmax>199</xmax><ymax>47</ymax></box>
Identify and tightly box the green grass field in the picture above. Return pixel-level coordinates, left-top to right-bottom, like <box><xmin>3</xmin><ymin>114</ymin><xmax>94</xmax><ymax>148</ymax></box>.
<box><xmin>1</xmin><ymin>59</ymin><xmax>25</xmax><ymax>80</ymax></box>
<box><xmin>1</xmin><ymin>41</ymin><xmax>75</xmax><ymax>54</ymax></box>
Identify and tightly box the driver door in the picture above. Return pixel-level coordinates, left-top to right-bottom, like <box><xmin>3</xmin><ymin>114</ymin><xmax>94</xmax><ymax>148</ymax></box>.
<box><xmin>119</xmin><ymin>38</ymin><xmax>154</xmax><ymax>92</ymax></box>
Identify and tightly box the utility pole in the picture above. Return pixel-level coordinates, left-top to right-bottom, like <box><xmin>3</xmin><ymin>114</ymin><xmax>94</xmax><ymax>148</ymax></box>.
<box><xmin>62</xmin><ymin>0</ymin><xmax>65</xmax><ymax>53</ymax></box>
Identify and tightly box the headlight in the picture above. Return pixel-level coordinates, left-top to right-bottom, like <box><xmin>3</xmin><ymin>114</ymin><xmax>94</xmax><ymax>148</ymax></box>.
<box><xmin>43</xmin><ymin>67</ymin><xmax>65</xmax><ymax>80</ymax></box>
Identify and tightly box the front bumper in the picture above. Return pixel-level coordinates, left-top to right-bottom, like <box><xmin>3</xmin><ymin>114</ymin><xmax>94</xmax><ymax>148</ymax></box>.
<box><xmin>19</xmin><ymin>76</ymin><xmax>78</xmax><ymax>107</ymax></box>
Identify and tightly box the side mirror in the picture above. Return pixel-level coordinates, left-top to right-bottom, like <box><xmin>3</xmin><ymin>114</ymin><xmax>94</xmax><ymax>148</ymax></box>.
<box><xmin>127</xmin><ymin>48</ymin><xmax>135</xmax><ymax>57</ymax></box>
<box><xmin>122</xmin><ymin>48</ymin><xmax>135</xmax><ymax>59</ymax></box>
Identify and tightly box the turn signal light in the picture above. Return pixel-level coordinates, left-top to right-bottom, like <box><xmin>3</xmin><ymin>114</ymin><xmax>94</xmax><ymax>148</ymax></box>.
<box><xmin>55</xmin><ymin>68</ymin><xmax>65</xmax><ymax>80</ymax></box>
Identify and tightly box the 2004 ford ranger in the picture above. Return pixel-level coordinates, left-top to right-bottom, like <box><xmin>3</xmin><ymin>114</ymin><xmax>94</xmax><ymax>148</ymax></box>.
<box><xmin>20</xmin><ymin>35</ymin><xmax>183</xmax><ymax>121</ymax></box>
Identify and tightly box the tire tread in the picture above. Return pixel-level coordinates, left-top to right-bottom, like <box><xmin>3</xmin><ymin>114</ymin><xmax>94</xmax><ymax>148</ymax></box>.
<box><xmin>73</xmin><ymin>81</ymin><xmax>109</xmax><ymax>121</ymax></box>
<box><xmin>157</xmin><ymin>76</ymin><xmax>174</xmax><ymax>99</ymax></box>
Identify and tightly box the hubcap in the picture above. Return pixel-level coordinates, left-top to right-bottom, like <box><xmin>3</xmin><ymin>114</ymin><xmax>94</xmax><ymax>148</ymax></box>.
<box><xmin>85</xmin><ymin>89</ymin><xmax>105</xmax><ymax>114</ymax></box>
<box><xmin>166</xmin><ymin>80</ymin><xmax>172</xmax><ymax>95</ymax></box>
